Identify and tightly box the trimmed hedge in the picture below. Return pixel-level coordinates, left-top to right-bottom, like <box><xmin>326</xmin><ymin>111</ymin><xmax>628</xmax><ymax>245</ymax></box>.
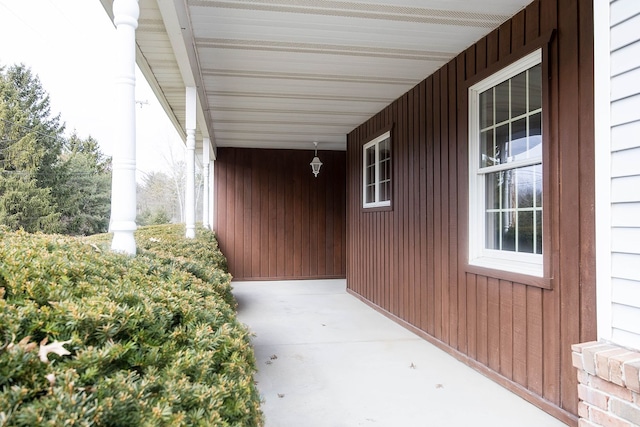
<box><xmin>0</xmin><ymin>226</ymin><xmax>263</xmax><ymax>426</ymax></box>
<box><xmin>134</xmin><ymin>224</ymin><xmax>234</xmax><ymax>309</ymax></box>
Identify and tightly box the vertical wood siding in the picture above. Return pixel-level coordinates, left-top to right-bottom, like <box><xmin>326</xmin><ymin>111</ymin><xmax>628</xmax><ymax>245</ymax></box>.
<box><xmin>346</xmin><ymin>0</ymin><xmax>595</xmax><ymax>422</ymax></box>
<box><xmin>214</xmin><ymin>147</ymin><xmax>346</xmax><ymax>281</ymax></box>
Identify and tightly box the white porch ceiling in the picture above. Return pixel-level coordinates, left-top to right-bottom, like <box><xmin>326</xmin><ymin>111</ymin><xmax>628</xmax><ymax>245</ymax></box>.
<box><xmin>100</xmin><ymin>0</ymin><xmax>531</xmax><ymax>154</ymax></box>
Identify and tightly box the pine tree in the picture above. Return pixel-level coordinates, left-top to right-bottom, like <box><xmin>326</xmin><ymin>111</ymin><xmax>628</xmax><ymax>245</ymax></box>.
<box><xmin>0</xmin><ymin>64</ymin><xmax>64</xmax><ymax>232</ymax></box>
<box><xmin>0</xmin><ymin>64</ymin><xmax>111</xmax><ymax>235</ymax></box>
<box><xmin>56</xmin><ymin>133</ymin><xmax>111</xmax><ymax>235</ymax></box>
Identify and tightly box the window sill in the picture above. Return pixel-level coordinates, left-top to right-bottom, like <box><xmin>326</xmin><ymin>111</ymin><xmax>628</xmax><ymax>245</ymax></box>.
<box><xmin>361</xmin><ymin>204</ymin><xmax>393</xmax><ymax>213</ymax></box>
<box><xmin>466</xmin><ymin>259</ymin><xmax>552</xmax><ymax>289</ymax></box>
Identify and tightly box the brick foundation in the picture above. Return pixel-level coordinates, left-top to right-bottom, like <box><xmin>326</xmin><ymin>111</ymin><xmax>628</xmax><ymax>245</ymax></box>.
<box><xmin>572</xmin><ymin>341</ymin><xmax>640</xmax><ymax>427</ymax></box>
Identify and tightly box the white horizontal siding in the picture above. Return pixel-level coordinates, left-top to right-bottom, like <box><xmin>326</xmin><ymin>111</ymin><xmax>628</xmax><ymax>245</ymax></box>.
<box><xmin>611</xmin><ymin>13</ymin><xmax>640</xmax><ymax>50</ymax></box>
<box><xmin>611</xmin><ymin>120</ymin><xmax>640</xmax><ymax>152</ymax></box>
<box><xmin>612</xmin><ymin>253</ymin><xmax>640</xmax><ymax>282</ymax></box>
<box><xmin>611</xmin><ymin>66</ymin><xmax>640</xmax><ymax>102</ymax></box>
<box><xmin>611</xmin><ymin>202</ymin><xmax>640</xmax><ymax>227</ymax></box>
<box><xmin>611</xmin><ymin>328</ymin><xmax>640</xmax><ymax>350</ymax></box>
<box><xmin>612</xmin><ymin>303</ymin><xmax>640</xmax><ymax>335</ymax></box>
<box><xmin>610</xmin><ymin>93</ymin><xmax>640</xmax><ymax>126</ymax></box>
<box><xmin>611</xmin><ymin>0</ymin><xmax>640</xmax><ymax>26</ymax></box>
<box><xmin>611</xmin><ymin>176</ymin><xmax>640</xmax><ymax>203</ymax></box>
<box><xmin>611</xmin><ymin>228</ymin><xmax>640</xmax><ymax>254</ymax></box>
<box><xmin>612</xmin><ymin>278</ymin><xmax>640</xmax><ymax>303</ymax></box>
<box><xmin>610</xmin><ymin>39</ymin><xmax>640</xmax><ymax>76</ymax></box>
<box><xmin>605</xmin><ymin>0</ymin><xmax>640</xmax><ymax>350</ymax></box>
<box><xmin>611</xmin><ymin>147</ymin><xmax>640</xmax><ymax>177</ymax></box>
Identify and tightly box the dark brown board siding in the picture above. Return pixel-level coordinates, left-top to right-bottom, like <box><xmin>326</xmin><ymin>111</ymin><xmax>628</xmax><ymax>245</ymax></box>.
<box><xmin>214</xmin><ymin>147</ymin><xmax>346</xmax><ymax>281</ymax></box>
<box><xmin>346</xmin><ymin>0</ymin><xmax>595</xmax><ymax>424</ymax></box>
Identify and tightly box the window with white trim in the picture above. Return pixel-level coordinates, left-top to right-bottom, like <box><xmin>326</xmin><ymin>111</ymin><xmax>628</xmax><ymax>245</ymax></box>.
<box><xmin>468</xmin><ymin>50</ymin><xmax>543</xmax><ymax>277</ymax></box>
<box><xmin>363</xmin><ymin>131</ymin><xmax>391</xmax><ymax>208</ymax></box>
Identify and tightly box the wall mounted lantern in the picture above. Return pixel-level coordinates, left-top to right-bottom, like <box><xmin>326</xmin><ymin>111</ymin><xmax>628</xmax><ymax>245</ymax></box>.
<box><xmin>310</xmin><ymin>141</ymin><xmax>323</xmax><ymax>177</ymax></box>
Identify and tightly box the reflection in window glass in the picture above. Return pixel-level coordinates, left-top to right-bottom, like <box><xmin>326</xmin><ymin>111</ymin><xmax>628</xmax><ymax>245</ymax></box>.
<box><xmin>480</xmin><ymin>89</ymin><xmax>494</xmax><ymax>129</ymax></box>
<box><xmin>529</xmin><ymin>64</ymin><xmax>542</xmax><ymax>111</ymax></box>
<box><xmin>484</xmin><ymin>165</ymin><xmax>542</xmax><ymax>254</ymax></box>
<box><xmin>478</xmin><ymin>61</ymin><xmax>543</xmax><ymax>256</ymax></box>
<box><xmin>495</xmin><ymin>81</ymin><xmax>510</xmax><ymax>124</ymax></box>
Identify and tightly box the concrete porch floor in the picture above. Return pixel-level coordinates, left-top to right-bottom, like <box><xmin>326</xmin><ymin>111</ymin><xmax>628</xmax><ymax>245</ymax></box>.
<box><xmin>232</xmin><ymin>279</ymin><xmax>568</xmax><ymax>427</ymax></box>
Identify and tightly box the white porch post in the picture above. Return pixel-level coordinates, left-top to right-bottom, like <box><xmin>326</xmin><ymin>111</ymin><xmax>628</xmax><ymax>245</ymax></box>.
<box><xmin>185</xmin><ymin>87</ymin><xmax>197</xmax><ymax>239</ymax></box>
<box><xmin>202</xmin><ymin>138</ymin><xmax>211</xmax><ymax>230</ymax></box>
<box><xmin>110</xmin><ymin>0</ymin><xmax>139</xmax><ymax>255</ymax></box>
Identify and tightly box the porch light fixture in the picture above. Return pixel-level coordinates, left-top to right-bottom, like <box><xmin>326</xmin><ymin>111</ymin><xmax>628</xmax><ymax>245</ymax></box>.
<box><xmin>310</xmin><ymin>141</ymin><xmax>323</xmax><ymax>177</ymax></box>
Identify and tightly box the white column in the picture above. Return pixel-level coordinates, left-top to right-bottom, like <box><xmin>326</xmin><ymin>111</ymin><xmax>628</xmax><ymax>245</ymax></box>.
<box><xmin>110</xmin><ymin>0</ymin><xmax>139</xmax><ymax>255</ymax></box>
<box><xmin>202</xmin><ymin>138</ymin><xmax>211</xmax><ymax>230</ymax></box>
<box><xmin>185</xmin><ymin>87</ymin><xmax>197</xmax><ymax>239</ymax></box>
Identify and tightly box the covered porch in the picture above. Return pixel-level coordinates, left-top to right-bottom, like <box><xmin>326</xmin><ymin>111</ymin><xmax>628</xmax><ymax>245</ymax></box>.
<box><xmin>100</xmin><ymin>0</ymin><xmax>599</xmax><ymax>425</ymax></box>
<box><xmin>234</xmin><ymin>279</ymin><xmax>566</xmax><ymax>426</ymax></box>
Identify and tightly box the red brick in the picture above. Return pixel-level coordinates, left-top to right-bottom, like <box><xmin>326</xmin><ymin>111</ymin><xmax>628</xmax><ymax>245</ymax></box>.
<box><xmin>585</xmin><ymin>345</ymin><xmax>619</xmax><ymax>376</ymax></box>
<box><xmin>579</xmin><ymin>418</ymin><xmax>600</xmax><ymax>427</ymax></box>
<box><xmin>610</xmin><ymin>397</ymin><xmax>640</xmax><ymax>425</ymax></box>
<box><xmin>579</xmin><ymin>401</ymin><xmax>590</xmax><ymax>418</ymax></box>
<box><xmin>589</xmin><ymin>406</ymin><xmax>633</xmax><ymax>427</ymax></box>
<box><xmin>574</xmin><ymin>351</ymin><xmax>586</xmax><ymax>370</ymax></box>
<box><xmin>578</xmin><ymin>370</ymin><xmax>591</xmax><ymax>385</ymax></box>
<box><xmin>610</xmin><ymin>353</ymin><xmax>640</xmax><ymax>387</ymax></box>
<box><xmin>579</xmin><ymin>419</ymin><xmax>600</xmax><ymax>427</ymax></box>
<box><xmin>597</xmin><ymin>349</ymin><xmax>635</xmax><ymax>382</ymax></box>
<box><xmin>573</xmin><ymin>341</ymin><xmax>601</xmax><ymax>353</ymax></box>
<box><xmin>579</xmin><ymin>384</ymin><xmax>610</xmax><ymax>410</ymax></box>
<box><xmin>590</xmin><ymin>375</ymin><xmax>634</xmax><ymax>401</ymax></box>
<box><xmin>623</xmin><ymin>360</ymin><xmax>640</xmax><ymax>393</ymax></box>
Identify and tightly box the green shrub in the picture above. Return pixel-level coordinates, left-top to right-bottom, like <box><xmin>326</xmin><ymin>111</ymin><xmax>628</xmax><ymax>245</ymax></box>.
<box><xmin>0</xmin><ymin>227</ymin><xmax>263</xmax><ymax>426</ymax></box>
<box><xmin>133</xmin><ymin>224</ymin><xmax>234</xmax><ymax>309</ymax></box>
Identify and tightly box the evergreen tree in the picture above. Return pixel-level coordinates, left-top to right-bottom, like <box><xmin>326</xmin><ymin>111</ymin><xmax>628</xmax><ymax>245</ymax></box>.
<box><xmin>0</xmin><ymin>174</ymin><xmax>60</xmax><ymax>233</ymax></box>
<box><xmin>56</xmin><ymin>133</ymin><xmax>112</xmax><ymax>235</ymax></box>
<box><xmin>0</xmin><ymin>64</ymin><xmax>64</xmax><ymax>231</ymax></box>
<box><xmin>0</xmin><ymin>64</ymin><xmax>111</xmax><ymax>235</ymax></box>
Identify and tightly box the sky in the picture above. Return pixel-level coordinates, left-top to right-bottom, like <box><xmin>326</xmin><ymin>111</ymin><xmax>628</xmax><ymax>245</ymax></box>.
<box><xmin>0</xmin><ymin>0</ymin><xmax>185</xmax><ymax>179</ymax></box>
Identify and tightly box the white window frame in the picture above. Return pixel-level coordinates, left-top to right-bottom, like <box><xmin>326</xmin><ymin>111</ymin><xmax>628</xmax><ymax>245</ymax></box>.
<box><xmin>362</xmin><ymin>131</ymin><xmax>391</xmax><ymax>209</ymax></box>
<box><xmin>468</xmin><ymin>49</ymin><xmax>543</xmax><ymax>277</ymax></box>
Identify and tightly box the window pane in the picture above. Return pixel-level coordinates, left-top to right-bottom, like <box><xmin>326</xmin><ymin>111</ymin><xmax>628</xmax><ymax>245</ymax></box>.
<box><xmin>502</xmin><ymin>211</ymin><xmax>516</xmax><ymax>251</ymax></box>
<box><xmin>502</xmin><ymin>170</ymin><xmax>516</xmax><ymax>210</ymax></box>
<box><xmin>496</xmin><ymin>124</ymin><xmax>509</xmax><ymax>165</ymax></box>
<box><xmin>528</xmin><ymin>112</ymin><xmax>542</xmax><ymax>159</ymax></box>
<box><xmin>534</xmin><ymin>163</ymin><xmax>542</xmax><ymax>208</ymax></box>
<box><xmin>380</xmin><ymin>138</ymin><xmax>391</xmax><ymax>161</ymax></box>
<box><xmin>511</xmin><ymin>118</ymin><xmax>527</xmax><ymax>161</ymax></box>
<box><xmin>480</xmin><ymin>89</ymin><xmax>494</xmax><ymax>128</ymax></box>
<box><xmin>518</xmin><ymin>211</ymin><xmax>534</xmax><ymax>253</ymax></box>
<box><xmin>380</xmin><ymin>180</ymin><xmax>390</xmax><ymax>202</ymax></box>
<box><xmin>517</xmin><ymin>166</ymin><xmax>535</xmax><ymax>209</ymax></box>
<box><xmin>366</xmin><ymin>184</ymin><xmax>375</xmax><ymax>203</ymax></box>
<box><xmin>379</xmin><ymin>159</ymin><xmax>387</xmax><ymax>181</ymax></box>
<box><xmin>511</xmin><ymin>71</ymin><xmax>527</xmax><ymax>118</ymax></box>
<box><xmin>480</xmin><ymin>129</ymin><xmax>494</xmax><ymax>167</ymax></box>
<box><xmin>366</xmin><ymin>146</ymin><xmax>375</xmax><ymax>166</ymax></box>
<box><xmin>529</xmin><ymin>64</ymin><xmax>542</xmax><ymax>112</ymax></box>
<box><xmin>486</xmin><ymin>171</ymin><xmax>501</xmax><ymax>210</ymax></box>
<box><xmin>535</xmin><ymin>210</ymin><xmax>543</xmax><ymax>254</ymax></box>
<box><xmin>366</xmin><ymin>164</ymin><xmax>375</xmax><ymax>186</ymax></box>
<box><xmin>486</xmin><ymin>212</ymin><xmax>500</xmax><ymax>250</ymax></box>
<box><xmin>495</xmin><ymin>80</ymin><xmax>510</xmax><ymax>124</ymax></box>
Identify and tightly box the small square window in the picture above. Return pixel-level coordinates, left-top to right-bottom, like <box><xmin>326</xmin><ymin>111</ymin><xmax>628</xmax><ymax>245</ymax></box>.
<box><xmin>363</xmin><ymin>131</ymin><xmax>391</xmax><ymax>208</ymax></box>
